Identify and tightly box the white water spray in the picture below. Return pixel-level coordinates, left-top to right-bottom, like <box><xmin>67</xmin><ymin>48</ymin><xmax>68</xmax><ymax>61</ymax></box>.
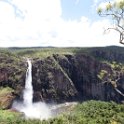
<box><xmin>12</xmin><ymin>59</ymin><xmax>51</xmax><ymax>120</ymax></box>
<box><xmin>12</xmin><ymin>59</ymin><xmax>78</xmax><ymax>120</ymax></box>
<box><xmin>23</xmin><ymin>59</ymin><xmax>33</xmax><ymax>106</ymax></box>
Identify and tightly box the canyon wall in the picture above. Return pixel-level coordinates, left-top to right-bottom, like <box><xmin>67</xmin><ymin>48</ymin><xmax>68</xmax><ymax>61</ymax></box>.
<box><xmin>0</xmin><ymin>47</ymin><xmax>124</xmax><ymax>109</ymax></box>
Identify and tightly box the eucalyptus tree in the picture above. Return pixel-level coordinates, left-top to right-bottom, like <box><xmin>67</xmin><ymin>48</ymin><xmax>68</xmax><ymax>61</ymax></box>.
<box><xmin>97</xmin><ymin>0</ymin><xmax>124</xmax><ymax>97</ymax></box>
<box><xmin>97</xmin><ymin>0</ymin><xmax>124</xmax><ymax>44</ymax></box>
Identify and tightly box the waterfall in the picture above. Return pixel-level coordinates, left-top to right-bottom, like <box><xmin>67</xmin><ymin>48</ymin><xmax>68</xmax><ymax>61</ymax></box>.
<box><xmin>23</xmin><ymin>59</ymin><xmax>33</xmax><ymax>106</ymax></box>
<box><xmin>12</xmin><ymin>58</ymin><xmax>51</xmax><ymax>120</ymax></box>
<box><xmin>12</xmin><ymin>58</ymin><xmax>77</xmax><ymax>120</ymax></box>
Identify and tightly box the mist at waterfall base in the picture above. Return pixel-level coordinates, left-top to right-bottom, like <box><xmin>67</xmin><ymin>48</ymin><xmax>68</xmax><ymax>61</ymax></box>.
<box><xmin>12</xmin><ymin>59</ymin><xmax>51</xmax><ymax>120</ymax></box>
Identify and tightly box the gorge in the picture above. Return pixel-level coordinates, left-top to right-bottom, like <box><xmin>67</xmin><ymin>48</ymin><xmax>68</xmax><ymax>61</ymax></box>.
<box><xmin>12</xmin><ymin>59</ymin><xmax>51</xmax><ymax>120</ymax></box>
<box><xmin>0</xmin><ymin>46</ymin><xmax>124</xmax><ymax>110</ymax></box>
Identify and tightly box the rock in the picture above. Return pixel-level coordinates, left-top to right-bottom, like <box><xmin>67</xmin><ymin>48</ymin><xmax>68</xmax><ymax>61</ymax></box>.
<box><xmin>32</xmin><ymin>53</ymin><xmax>124</xmax><ymax>103</ymax></box>
<box><xmin>0</xmin><ymin>52</ymin><xmax>26</xmax><ymax>109</ymax></box>
<box><xmin>1</xmin><ymin>47</ymin><xmax>124</xmax><ymax>109</ymax></box>
<box><xmin>32</xmin><ymin>56</ymin><xmax>78</xmax><ymax>103</ymax></box>
<box><xmin>0</xmin><ymin>92</ymin><xmax>15</xmax><ymax>109</ymax></box>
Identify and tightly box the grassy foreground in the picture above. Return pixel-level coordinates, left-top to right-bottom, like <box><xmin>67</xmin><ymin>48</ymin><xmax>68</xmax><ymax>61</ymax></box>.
<box><xmin>0</xmin><ymin>100</ymin><xmax>124</xmax><ymax>124</ymax></box>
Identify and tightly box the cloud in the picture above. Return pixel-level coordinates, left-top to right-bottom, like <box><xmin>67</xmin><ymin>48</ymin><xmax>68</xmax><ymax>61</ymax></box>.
<box><xmin>51</xmin><ymin>17</ymin><xmax>119</xmax><ymax>47</ymax></box>
<box><xmin>92</xmin><ymin>0</ymin><xmax>107</xmax><ymax>10</ymax></box>
<box><xmin>75</xmin><ymin>0</ymin><xmax>80</xmax><ymax>5</ymax></box>
<box><xmin>0</xmin><ymin>0</ymin><xmax>121</xmax><ymax>47</ymax></box>
<box><xmin>92</xmin><ymin>0</ymin><xmax>101</xmax><ymax>8</ymax></box>
<box><xmin>0</xmin><ymin>0</ymin><xmax>25</xmax><ymax>18</ymax></box>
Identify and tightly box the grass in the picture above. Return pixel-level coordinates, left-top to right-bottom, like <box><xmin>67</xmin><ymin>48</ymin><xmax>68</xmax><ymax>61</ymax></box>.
<box><xmin>0</xmin><ymin>110</ymin><xmax>20</xmax><ymax>123</ymax></box>
<box><xmin>0</xmin><ymin>87</ymin><xmax>14</xmax><ymax>109</ymax></box>
<box><xmin>73</xmin><ymin>100</ymin><xmax>124</xmax><ymax>124</ymax></box>
<box><xmin>0</xmin><ymin>100</ymin><xmax>124</xmax><ymax>124</ymax></box>
<box><xmin>1</xmin><ymin>46</ymin><xmax>124</xmax><ymax>61</ymax></box>
<box><xmin>0</xmin><ymin>87</ymin><xmax>14</xmax><ymax>96</ymax></box>
<box><xmin>0</xmin><ymin>47</ymin><xmax>89</xmax><ymax>59</ymax></box>
<box><xmin>0</xmin><ymin>49</ymin><xmax>23</xmax><ymax>69</ymax></box>
<box><xmin>12</xmin><ymin>47</ymin><xmax>80</xmax><ymax>58</ymax></box>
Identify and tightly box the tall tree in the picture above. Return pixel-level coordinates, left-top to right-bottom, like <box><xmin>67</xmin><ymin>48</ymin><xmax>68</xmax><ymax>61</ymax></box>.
<box><xmin>97</xmin><ymin>0</ymin><xmax>124</xmax><ymax>45</ymax></box>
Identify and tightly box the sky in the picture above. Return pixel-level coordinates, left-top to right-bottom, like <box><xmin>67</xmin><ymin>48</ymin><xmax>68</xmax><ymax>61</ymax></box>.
<box><xmin>0</xmin><ymin>0</ymin><xmax>122</xmax><ymax>47</ymax></box>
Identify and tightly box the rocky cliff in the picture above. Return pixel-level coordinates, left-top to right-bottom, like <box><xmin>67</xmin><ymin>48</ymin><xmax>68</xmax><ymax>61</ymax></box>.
<box><xmin>0</xmin><ymin>51</ymin><xmax>26</xmax><ymax>109</ymax></box>
<box><xmin>32</xmin><ymin>53</ymin><xmax>124</xmax><ymax>103</ymax></box>
<box><xmin>0</xmin><ymin>46</ymin><xmax>124</xmax><ymax>109</ymax></box>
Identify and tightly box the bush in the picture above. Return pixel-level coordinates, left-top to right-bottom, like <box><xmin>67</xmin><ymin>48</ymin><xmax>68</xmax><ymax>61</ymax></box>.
<box><xmin>0</xmin><ymin>100</ymin><xmax>124</xmax><ymax>124</ymax></box>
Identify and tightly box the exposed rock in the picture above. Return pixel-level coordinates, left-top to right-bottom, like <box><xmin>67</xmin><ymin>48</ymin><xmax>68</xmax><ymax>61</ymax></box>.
<box><xmin>32</xmin><ymin>53</ymin><xmax>124</xmax><ymax>103</ymax></box>
<box><xmin>0</xmin><ymin>52</ymin><xmax>26</xmax><ymax>109</ymax></box>
<box><xmin>32</xmin><ymin>56</ymin><xmax>78</xmax><ymax>103</ymax></box>
<box><xmin>0</xmin><ymin>92</ymin><xmax>15</xmax><ymax>109</ymax></box>
<box><xmin>1</xmin><ymin>47</ymin><xmax>124</xmax><ymax>109</ymax></box>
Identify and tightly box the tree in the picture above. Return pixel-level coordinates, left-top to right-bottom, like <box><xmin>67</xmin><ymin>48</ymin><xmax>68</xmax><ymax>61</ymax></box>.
<box><xmin>97</xmin><ymin>0</ymin><xmax>124</xmax><ymax>45</ymax></box>
<box><xmin>98</xmin><ymin>61</ymin><xmax>124</xmax><ymax>97</ymax></box>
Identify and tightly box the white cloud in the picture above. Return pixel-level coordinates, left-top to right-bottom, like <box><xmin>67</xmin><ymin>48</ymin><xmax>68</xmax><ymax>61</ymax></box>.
<box><xmin>0</xmin><ymin>0</ymin><xmax>121</xmax><ymax>47</ymax></box>
<box><xmin>92</xmin><ymin>0</ymin><xmax>102</xmax><ymax>8</ymax></box>
<box><xmin>92</xmin><ymin>0</ymin><xmax>110</xmax><ymax>11</ymax></box>
<box><xmin>75</xmin><ymin>0</ymin><xmax>80</xmax><ymax>5</ymax></box>
<box><xmin>93</xmin><ymin>0</ymin><xmax>99</xmax><ymax>5</ymax></box>
<box><xmin>51</xmin><ymin>17</ymin><xmax>119</xmax><ymax>47</ymax></box>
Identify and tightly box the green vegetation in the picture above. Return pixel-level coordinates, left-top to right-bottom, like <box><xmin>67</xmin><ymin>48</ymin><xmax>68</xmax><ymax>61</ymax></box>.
<box><xmin>0</xmin><ymin>87</ymin><xmax>14</xmax><ymax>96</ymax></box>
<box><xmin>98</xmin><ymin>70</ymin><xmax>108</xmax><ymax>80</ymax></box>
<box><xmin>10</xmin><ymin>47</ymin><xmax>82</xmax><ymax>58</ymax></box>
<box><xmin>0</xmin><ymin>47</ymin><xmax>91</xmax><ymax>59</ymax></box>
<box><xmin>0</xmin><ymin>87</ymin><xmax>14</xmax><ymax>109</ymax></box>
<box><xmin>0</xmin><ymin>100</ymin><xmax>124</xmax><ymax>124</ymax></box>
<box><xmin>0</xmin><ymin>110</ymin><xmax>21</xmax><ymax>124</ymax></box>
<box><xmin>1</xmin><ymin>46</ymin><xmax>124</xmax><ymax>60</ymax></box>
<box><xmin>1</xmin><ymin>47</ymin><xmax>124</xmax><ymax>123</ymax></box>
<box><xmin>0</xmin><ymin>49</ymin><xmax>22</xmax><ymax>69</ymax></box>
<box><xmin>98</xmin><ymin>61</ymin><xmax>124</xmax><ymax>92</ymax></box>
<box><xmin>98</xmin><ymin>61</ymin><xmax>124</xmax><ymax>80</ymax></box>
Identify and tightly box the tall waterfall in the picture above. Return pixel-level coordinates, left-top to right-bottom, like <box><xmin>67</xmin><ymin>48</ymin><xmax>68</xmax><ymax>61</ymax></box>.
<box><xmin>23</xmin><ymin>59</ymin><xmax>33</xmax><ymax>106</ymax></box>
<box><xmin>12</xmin><ymin>59</ymin><xmax>51</xmax><ymax>120</ymax></box>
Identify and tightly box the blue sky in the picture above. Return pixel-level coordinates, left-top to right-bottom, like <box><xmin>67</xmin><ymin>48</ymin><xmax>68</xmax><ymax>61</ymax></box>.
<box><xmin>0</xmin><ymin>0</ymin><xmax>121</xmax><ymax>47</ymax></box>
<box><xmin>61</xmin><ymin>0</ymin><xmax>95</xmax><ymax>20</ymax></box>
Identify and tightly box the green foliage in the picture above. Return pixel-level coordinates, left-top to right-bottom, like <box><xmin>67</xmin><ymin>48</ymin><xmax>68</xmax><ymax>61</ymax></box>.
<box><xmin>0</xmin><ymin>47</ymin><xmax>90</xmax><ymax>59</ymax></box>
<box><xmin>73</xmin><ymin>100</ymin><xmax>124</xmax><ymax>124</ymax></box>
<box><xmin>0</xmin><ymin>87</ymin><xmax>14</xmax><ymax>109</ymax></box>
<box><xmin>11</xmin><ymin>48</ymin><xmax>76</xmax><ymax>58</ymax></box>
<box><xmin>0</xmin><ymin>87</ymin><xmax>14</xmax><ymax>96</ymax></box>
<box><xmin>0</xmin><ymin>100</ymin><xmax>124</xmax><ymax>124</ymax></box>
<box><xmin>115</xmin><ymin>0</ymin><xmax>124</xmax><ymax>9</ymax></box>
<box><xmin>106</xmin><ymin>3</ymin><xmax>113</xmax><ymax>11</ymax></box>
<box><xmin>97</xmin><ymin>7</ymin><xmax>102</xmax><ymax>14</ymax></box>
<box><xmin>112</xmin><ymin>61</ymin><xmax>123</xmax><ymax>70</ymax></box>
<box><xmin>97</xmin><ymin>70</ymin><xmax>108</xmax><ymax>80</ymax></box>
<box><xmin>97</xmin><ymin>61</ymin><xmax>124</xmax><ymax>89</ymax></box>
<box><xmin>1</xmin><ymin>46</ymin><xmax>124</xmax><ymax>61</ymax></box>
<box><xmin>0</xmin><ymin>49</ymin><xmax>23</xmax><ymax>70</ymax></box>
<box><xmin>97</xmin><ymin>0</ymin><xmax>124</xmax><ymax>13</ymax></box>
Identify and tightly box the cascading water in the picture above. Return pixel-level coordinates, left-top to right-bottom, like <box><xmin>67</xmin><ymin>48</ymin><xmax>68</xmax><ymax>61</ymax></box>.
<box><xmin>12</xmin><ymin>59</ymin><xmax>77</xmax><ymax>120</ymax></box>
<box><xmin>12</xmin><ymin>59</ymin><xmax>51</xmax><ymax>120</ymax></box>
<box><xmin>23</xmin><ymin>59</ymin><xmax>33</xmax><ymax>106</ymax></box>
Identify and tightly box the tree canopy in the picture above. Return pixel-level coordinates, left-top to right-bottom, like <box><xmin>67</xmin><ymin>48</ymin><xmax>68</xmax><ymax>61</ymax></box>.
<box><xmin>97</xmin><ymin>0</ymin><xmax>124</xmax><ymax>45</ymax></box>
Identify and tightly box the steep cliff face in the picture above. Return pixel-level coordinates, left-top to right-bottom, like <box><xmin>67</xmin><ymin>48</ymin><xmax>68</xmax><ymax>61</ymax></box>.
<box><xmin>0</xmin><ymin>51</ymin><xmax>26</xmax><ymax>109</ymax></box>
<box><xmin>32</xmin><ymin>56</ymin><xmax>78</xmax><ymax>103</ymax></box>
<box><xmin>1</xmin><ymin>47</ymin><xmax>124</xmax><ymax>109</ymax></box>
<box><xmin>32</xmin><ymin>53</ymin><xmax>124</xmax><ymax>103</ymax></box>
